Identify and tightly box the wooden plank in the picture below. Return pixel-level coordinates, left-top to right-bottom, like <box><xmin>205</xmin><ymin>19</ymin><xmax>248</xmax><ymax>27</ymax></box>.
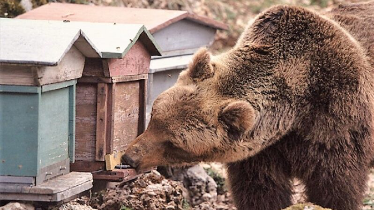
<box><xmin>101</xmin><ymin>60</ymin><xmax>111</xmax><ymax>77</ymax></box>
<box><xmin>0</xmin><ymin>47</ymin><xmax>84</xmax><ymax>86</ymax></box>
<box><xmin>138</xmin><ymin>79</ymin><xmax>147</xmax><ymax>135</ymax></box>
<box><xmin>37</xmin><ymin>46</ymin><xmax>85</xmax><ymax>86</ymax></box>
<box><xmin>107</xmin><ymin>83</ymin><xmax>115</xmax><ymax>154</ymax></box>
<box><xmin>0</xmin><ymin>65</ymin><xmax>35</xmax><ymax>85</ymax></box>
<box><xmin>112</xmin><ymin>82</ymin><xmax>140</xmax><ymax>153</ymax></box>
<box><xmin>75</xmin><ymin>83</ymin><xmax>97</xmax><ymax>161</ymax></box>
<box><xmin>0</xmin><ymin>89</ymin><xmax>40</xmax><ymax>177</ymax></box>
<box><xmin>108</xmin><ymin>41</ymin><xmax>151</xmax><ymax>77</ymax></box>
<box><xmin>0</xmin><ymin>84</ymin><xmax>40</xmax><ymax>93</ymax></box>
<box><xmin>0</xmin><ymin>172</ymin><xmax>92</xmax><ymax>194</ymax></box>
<box><xmin>106</xmin><ymin>84</ymin><xmax>113</xmax><ymax>154</ymax></box>
<box><xmin>41</xmin><ymin>80</ymin><xmax>77</xmax><ymax>92</ymax></box>
<box><xmin>69</xmin><ymin>84</ymin><xmax>76</xmax><ymax>163</ymax></box>
<box><xmin>0</xmin><ymin>172</ymin><xmax>93</xmax><ymax>202</ymax></box>
<box><xmin>92</xmin><ymin>169</ymin><xmax>140</xmax><ymax>182</ymax></box>
<box><xmin>78</xmin><ymin>76</ymin><xmax>112</xmax><ymax>84</ymax></box>
<box><xmin>95</xmin><ymin>83</ymin><xmax>108</xmax><ymax>161</ymax></box>
<box><xmin>112</xmin><ymin>74</ymin><xmax>148</xmax><ymax>83</ymax></box>
<box><xmin>70</xmin><ymin>161</ymin><xmax>105</xmax><ymax>172</ymax></box>
<box><xmin>38</xmin><ymin>87</ymin><xmax>71</xmax><ymax>174</ymax></box>
<box><xmin>0</xmin><ymin>176</ymin><xmax>34</xmax><ymax>185</ymax></box>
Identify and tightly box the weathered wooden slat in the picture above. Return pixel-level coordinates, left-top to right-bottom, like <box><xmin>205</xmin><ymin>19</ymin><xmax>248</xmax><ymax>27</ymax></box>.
<box><xmin>0</xmin><ymin>84</ymin><xmax>40</xmax><ymax>93</ymax></box>
<box><xmin>95</xmin><ymin>83</ymin><xmax>108</xmax><ymax>161</ymax></box>
<box><xmin>107</xmin><ymin>41</ymin><xmax>151</xmax><ymax>77</ymax></box>
<box><xmin>111</xmin><ymin>74</ymin><xmax>148</xmax><ymax>83</ymax></box>
<box><xmin>0</xmin><ymin>172</ymin><xmax>92</xmax><ymax>202</ymax></box>
<box><xmin>0</xmin><ymin>47</ymin><xmax>85</xmax><ymax>86</ymax></box>
<box><xmin>112</xmin><ymin>82</ymin><xmax>140</xmax><ymax>153</ymax></box>
<box><xmin>41</xmin><ymin>80</ymin><xmax>77</xmax><ymax>92</ymax></box>
<box><xmin>36</xmin><ymin>46</ymin><xmax>85</xmax><ymax>86</ymax></box>
<box><xmin>92</xmin><ymin>169</ymin><xmax>140</xmax><ymax>182</ymax></box>
<box><xmin>70</xmin><ymin>161</ymin><xmax>105</xmax><ymax>172</ymax></box>
<box><xmin>78</xmin><ymin>77</ymin><xmax>112</xmax><ymax>84</ymax></box>
<box><xmin>69</xmin><ymin>85</ymin><xmax>76</xmax><ymax>163</ymax></box>
<box><xmin>75</xmin><ymin>83</ymin><xmax>97</xmax><ymax>161</ymax></box>
<box><xmin>0</xmin><ymin>65</ymin><xmax>35</xmax><ymax>85</ymax></box>
<box><xmin>138</xmin><ymin>79</ymin><xmax>147</xmax><ymax>135</ymax></box>
<box><xmin>106</xmin><ymin>84</ymin><xmax>114</xmax><ymax>154</ymax></box>
<box><xmin>101</xmin><ymin>60</ymin><xmax>111</xmax><ymax>77</ymax></box>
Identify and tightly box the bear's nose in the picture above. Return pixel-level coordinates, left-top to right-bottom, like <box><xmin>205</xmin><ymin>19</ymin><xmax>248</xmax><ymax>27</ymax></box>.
<box><xmin>121</xmin><ymin>154</ymin><xmax>139</xmax><ymax>168</ymax></box>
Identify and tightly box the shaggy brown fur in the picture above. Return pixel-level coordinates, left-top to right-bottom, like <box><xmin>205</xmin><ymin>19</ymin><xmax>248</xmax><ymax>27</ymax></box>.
<box><xmin>123</xmin><ymin>2</ymin><xmax>374</xmax><ymax>210</ymax></box>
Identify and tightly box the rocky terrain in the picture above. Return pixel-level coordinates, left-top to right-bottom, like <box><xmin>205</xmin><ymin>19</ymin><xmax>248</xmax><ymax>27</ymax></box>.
<box><xmin>2</xmin><ymin>165</ymin><xmax>374</xmax><ymax>210</ymax></box>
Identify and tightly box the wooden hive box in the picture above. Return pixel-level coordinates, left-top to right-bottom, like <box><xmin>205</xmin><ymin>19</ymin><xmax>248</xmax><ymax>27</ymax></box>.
<box><xmin>46</xmin><ymin>22</ymin><xmax>161</xmax><ymax>173</ymax></box>
<box><xmin>0</xmin><ymin>18</ymin><xmax>99</xmax><ymax>186</ymax></box>
<box><xmin>17</xmin><ymin>3</ymin><xmax>228</xmax><ymax>125</ymax></box>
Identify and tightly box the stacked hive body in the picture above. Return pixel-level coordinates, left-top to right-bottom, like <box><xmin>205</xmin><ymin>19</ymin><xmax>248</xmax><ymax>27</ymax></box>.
<box><xmin>17</xmin><ymin>3</ymin><xmax>228</xmax><ymax>124</ymax></box>
<box><xmin>0</xmin><ymin>18</ymin><xmax>160</xmax><ymax>200</ymax></box>
<box><xmin>71</xmin><ymin>24</ymin><xmax>161</xmax><ymax>174</ymax></box>
<box><xmin>0</xmin><ymin>18</ymin><xmax>95</xmax><ymax>201</ymax></box>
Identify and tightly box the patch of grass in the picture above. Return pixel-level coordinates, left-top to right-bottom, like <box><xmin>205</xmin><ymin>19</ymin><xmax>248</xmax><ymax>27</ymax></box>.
<box><xmin>120</xmin><ymin>205</ymin><xmax>133</xmax><ymax>210</ymax></box>
<box><xmin>182</xmin><ymin>198</ymin><xmax>190</xmax><ymax>210</ymax></box>
<box><xmin>363</xmin><ymin>197</ymin><xmax>374</xmax><ymax>207</ymax></box>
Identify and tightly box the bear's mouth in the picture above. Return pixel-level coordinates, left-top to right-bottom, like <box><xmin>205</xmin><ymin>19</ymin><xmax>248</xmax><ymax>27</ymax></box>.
<box><xmin>121</xmin><ymin>154</ymin><xmax>139</xmax><ymax>169</ymax></box>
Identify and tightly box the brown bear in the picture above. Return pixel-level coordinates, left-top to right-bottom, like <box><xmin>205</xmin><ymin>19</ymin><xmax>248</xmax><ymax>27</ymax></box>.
<box><xmin>122</xmin><ymin>2</ymin><xmax>374</xmax><ymax>210</ymax></box>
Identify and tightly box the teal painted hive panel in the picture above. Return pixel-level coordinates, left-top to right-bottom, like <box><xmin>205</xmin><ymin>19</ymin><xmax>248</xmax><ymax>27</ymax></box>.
<box><xmin>0</xmin><ymin>81</ymin><xmax>76</xmax><ymax>178</ymax></box>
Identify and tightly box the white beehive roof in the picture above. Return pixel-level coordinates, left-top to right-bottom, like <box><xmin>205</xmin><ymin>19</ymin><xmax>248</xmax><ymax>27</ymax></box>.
<box><xmin>0</xmin><ymin>18</ymin><xmax>161</xmax><ymax>66</ymax></box>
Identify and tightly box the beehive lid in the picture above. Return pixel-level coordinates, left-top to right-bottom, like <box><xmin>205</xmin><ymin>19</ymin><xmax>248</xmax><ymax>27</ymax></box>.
<box><xmin>71</xmin><ymin>21</ymin><xmax>161</xmax><ymax>58</ymax></box>
<box><xmin>16</xmin><ymin>3</ymin><xmax>228</xmax><ymax>33</ymax></box>
<box><xmin>0</xmin><ymin>18</ymin><xmax>161</xmax><ymax>66</ymax></box>
<box><xmin>0</xmin><ymin>18</ymin><xmax>98</xmax><ymax>66</ymax></box>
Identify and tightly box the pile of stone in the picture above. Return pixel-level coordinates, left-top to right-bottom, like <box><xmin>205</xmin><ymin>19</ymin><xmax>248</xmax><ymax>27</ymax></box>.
<box><xmin>90</xmin><ymin>170</ymin><xmax>185</xmax><ymax>210</ymax></box>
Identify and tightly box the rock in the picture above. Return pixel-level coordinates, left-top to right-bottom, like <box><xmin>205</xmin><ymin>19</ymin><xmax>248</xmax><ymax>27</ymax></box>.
<box><xmin>0</xmin><ymin>203</ymin><xmax>34</xmax><ymax>210</ymax></box>
<box><xmin>283</xmin><ymin>203</ymin><xmax>332</xmax><ymax>210</ymax></box>
<box><xmin>184</xmin><ymin>165</ymin><xmax>218</xmax><ymax>205</ymax></box>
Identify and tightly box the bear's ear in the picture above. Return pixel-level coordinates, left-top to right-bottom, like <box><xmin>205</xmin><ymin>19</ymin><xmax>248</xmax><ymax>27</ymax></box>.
<box><xmin>188</xmin><ymin>48</ymin><xmax>214</xmax><ymax>81</ymax></box>
<box><xmin>218</xmin><ymin>101</ymin><xmax>256</xmax><ymax>141</ymax></box>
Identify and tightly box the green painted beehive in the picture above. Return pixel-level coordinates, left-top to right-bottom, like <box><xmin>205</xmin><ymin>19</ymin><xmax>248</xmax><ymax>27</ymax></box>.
<box><xmin>0</xmin><ymin>82</ymin><xmax>76</xmax><ymax>184</ymax></box>
<box><xmin>0</xmin><ymin>18</ymin><xmax>99</xmax><ymax>185</ymax></box>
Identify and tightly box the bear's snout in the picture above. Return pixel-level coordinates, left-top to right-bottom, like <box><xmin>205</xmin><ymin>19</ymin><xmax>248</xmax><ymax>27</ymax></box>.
<box><xmin>121</xmin><ymin>154</ymin><xmax>139</xmax><ymax>168</ymax></box>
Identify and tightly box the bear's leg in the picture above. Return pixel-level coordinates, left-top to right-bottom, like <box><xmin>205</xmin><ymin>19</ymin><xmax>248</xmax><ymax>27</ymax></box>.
<box><xmin>227</xmin><ymin>147</ymin><xmax>292</xmax><ymax>210</ymax></box>
<box><xmin>303</xmin><ymin>157</ymin><xmax>368</xmax><ymax>210</ymax></box>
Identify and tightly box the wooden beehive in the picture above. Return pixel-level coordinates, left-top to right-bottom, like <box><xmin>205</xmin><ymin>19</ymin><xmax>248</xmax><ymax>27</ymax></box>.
<box><xmin>0</xmin><ymin>18</ymin><xmax>98</xmax><ymax>188</ymax></box>
<box><xmin>17</xmin><ymin>3</ymin><xmax>228</xmax><ymax>125</ymax></box>
<box><xmin>53</xmin><ymin>22</ymin><xmax>160</xmax><ymax>173</ymax></box>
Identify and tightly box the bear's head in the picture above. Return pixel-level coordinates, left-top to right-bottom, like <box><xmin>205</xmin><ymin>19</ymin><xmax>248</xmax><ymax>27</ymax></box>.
<box><xmin>122</xmin><ymin>48</ymin><xmax>260</xmax><ymax>171</ymax></box>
